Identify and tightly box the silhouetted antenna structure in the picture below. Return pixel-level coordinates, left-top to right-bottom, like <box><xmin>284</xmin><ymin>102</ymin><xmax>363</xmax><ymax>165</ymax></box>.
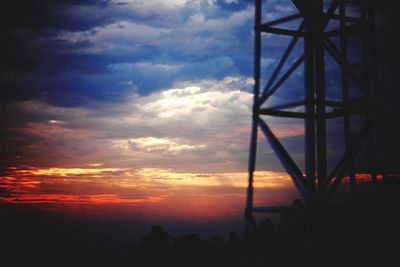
<box><xmin>245</xmin><ymin>0</ymin><xmax>378</xmax><ymax>238</ymax></box>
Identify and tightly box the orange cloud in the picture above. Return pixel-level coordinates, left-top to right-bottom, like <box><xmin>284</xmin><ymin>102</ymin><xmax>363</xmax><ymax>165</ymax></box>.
<box><xmin>14</xmin><ymin>167</ymin><xmax>125</xmax><ymax>177</ymax></box>
<box><xmin>0</xmin><ymin>193</ymin><xmax>165</xmax><ymax>204</ymax></box>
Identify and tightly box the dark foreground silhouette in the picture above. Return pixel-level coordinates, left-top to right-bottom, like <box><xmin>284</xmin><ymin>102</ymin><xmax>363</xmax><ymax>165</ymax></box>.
<box><xmin>2</xmin><ymin>177</ymin><xmax>400</xmax><ymax>266</ymax></box>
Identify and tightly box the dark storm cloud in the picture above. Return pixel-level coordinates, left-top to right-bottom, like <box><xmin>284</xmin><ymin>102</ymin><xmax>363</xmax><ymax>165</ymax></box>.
<box><xmin>1</xmin><ymin>0</ymin><xmax>117</xmax><ymax>105</ymax></box>
<box><xmin>0</xmin><ymin>0</ymin><xmax>255</xmax><ymax>107</ymax></box>
<box><xmin>0</xmin><ymin>1</ymin><xmax>113</xmax><ymax>32</ymax></box>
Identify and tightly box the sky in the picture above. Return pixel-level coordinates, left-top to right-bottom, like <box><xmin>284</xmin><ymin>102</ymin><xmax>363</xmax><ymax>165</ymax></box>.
<box><xmin>0</xmin><ymin>0</ymin><xmax>398</xmax><ymax>226</ymax></box>
<box><xmin>0</xmin><ymin>0</ymin><xmax>304</xmax><ymax>223</ymax></box>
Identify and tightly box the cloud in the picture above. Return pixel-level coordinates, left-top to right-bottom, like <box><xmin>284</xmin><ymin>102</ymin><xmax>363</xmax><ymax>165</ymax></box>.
<box><xmin>111</xmin><ymin>0</ymin><xmax>191</xmax><ymax>12</ymax></box>
<box><xmin>1</xmin><ymin>0</ymin><xmax>255</xmax><ymax>106</ymax></box>
<box><xmin>14</xmin><ymin>167</ymin><xmax>125</xmax><ymax>177</ymax></box>
<box><xmin>112</xmin><ymin>137</ymin><xmax>207</xmax><ymax>154</ymax></box>
<box><xmin>138</xmin><ymin>78</ymin><xmax>253</xmax><ymax>122</ymax></box>
<box><xmin>1</xmin><ymin>76</ymin><xmax>304</xmax><ymax>174</ymax></box>
<box><xmin>86</xmin><ymin>20</ymin><xmax>169</xmax><ymax>45</ymax></box>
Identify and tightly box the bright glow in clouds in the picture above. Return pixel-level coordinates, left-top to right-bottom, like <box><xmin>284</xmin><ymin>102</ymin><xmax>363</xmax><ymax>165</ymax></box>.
<box><xmin>113</xmin><ymin>137</ymin><xmax>207</xmax><ymax>153</ymax></box>
<box><xmin>136</xmin><ymin>168</ymin><xmax>291</xmax><ymax>188</ymax></box>
<box><xmin>142</xmin><ymin>85</ymin><xmax>252</xmax><ymax>118</ymax></box>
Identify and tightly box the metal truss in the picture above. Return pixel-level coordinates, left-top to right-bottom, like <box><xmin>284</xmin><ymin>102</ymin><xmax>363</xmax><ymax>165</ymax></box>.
<box><xmin>245</xmin><ymin>0</ymin><xmax>378</xmax><ymax>236</ymax></box>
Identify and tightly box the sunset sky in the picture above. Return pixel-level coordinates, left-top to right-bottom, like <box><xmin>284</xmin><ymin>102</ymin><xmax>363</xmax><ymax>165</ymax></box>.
<box><xmin>0</xmin><ymin>0</ymin><xmax>397</xmax><ymax>225</ymax></box>
<box><xmin>0</xmin><ymin>0</ymin><xmax>305</xmax><ymax>222</ymax></box>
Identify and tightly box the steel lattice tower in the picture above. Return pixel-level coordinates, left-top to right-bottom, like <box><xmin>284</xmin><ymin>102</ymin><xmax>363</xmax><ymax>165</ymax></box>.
<box><xmin>244</xmin><ymin>0</ymin><xmax>379</xmax><ymax>242</ymax></box>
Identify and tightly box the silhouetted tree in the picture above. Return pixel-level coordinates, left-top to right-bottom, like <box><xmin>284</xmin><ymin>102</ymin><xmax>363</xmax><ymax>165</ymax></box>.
<box><xmin>137</xmin><ymin>226</ymin><xmax>172</xmax><ymax>266</ymax></box>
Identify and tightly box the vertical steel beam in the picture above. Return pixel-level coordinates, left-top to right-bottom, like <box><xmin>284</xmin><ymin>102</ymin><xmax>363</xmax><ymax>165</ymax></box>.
<box><xmin>315</xmin><ymin>0</ymin><xmax>327</xmax><ymax>192</ymax></box>
<box><xmin>243</xmin><ymin>3</ymin><xmax>262</xmax><ymax>265</ymax></box>
<box><xmin>340</xmin><ymin>0</ymin><xmax>357</xmax><ymax>194</ymax></box>
<box><xmin>361</xmin><ymin>1</ymin><xmax>377</xmax><ymax>183</ymax></box>
<box><xmin>245</xmin><ymin>0</ymin><xmax>262</xmax><ymax>227</ymax></box>
<box><xmin>367</xmin><ymin>0</ymin><xmax>380</xmax><ymax>180</ymax></box>
<box><xmin>304</xmin><ymin>0</ymin><xmax>316</xmax><ymax>200</ymax></box>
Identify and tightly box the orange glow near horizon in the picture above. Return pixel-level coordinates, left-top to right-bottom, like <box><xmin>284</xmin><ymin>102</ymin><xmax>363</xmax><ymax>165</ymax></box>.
<box><xmin>340</xmin><ymin>173</ymin><xmax>384</xmax><ymax>183</ymax></box>
<box><xmin>0</xmin><ymin>166</ymin><xmax>296</xmax><ymax>220</ymax></box>
<box><xmin>13</xmin><ymin>167</ymin><xmax>126</xmax><ymax>176</ymax></box>
<box><xmin>1</xmin><ymin>167</ymin><xmax>382</xmax><ymax>202</ymax></box>
<box><xmin>0</xmin><ymin>193</ymin><xmax>165</xmax><ymax>204</ymax></box>
<box><xmin>0</xmin><ymin>165</ymin><xmax>383</xmax><ymax>220</ymax></box>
